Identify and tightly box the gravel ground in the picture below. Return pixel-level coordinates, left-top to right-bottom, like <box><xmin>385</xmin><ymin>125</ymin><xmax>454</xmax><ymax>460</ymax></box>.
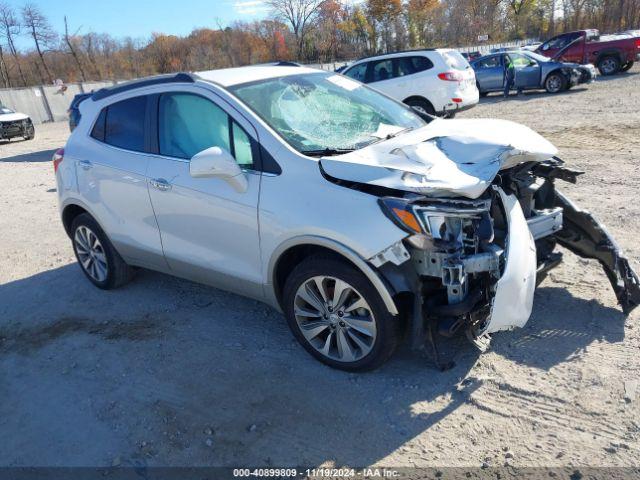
<box><xmin>1</xmin><ymin>67</ymin><xmax>639</xmax><ymax>469</ymax></box>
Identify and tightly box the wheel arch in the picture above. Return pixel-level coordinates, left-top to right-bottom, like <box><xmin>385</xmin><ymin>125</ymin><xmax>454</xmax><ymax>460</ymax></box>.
<box><xmin>61</xmin><ymin>202</ymin><xmax>90</xmax><ymax>237</ymax></box>
<box><xmin>596</xmin><ymin>48</ymin><xmax>624</xmax><ymax>63</ymax></box>
<box><xmin>402</xmin><ymin>95</ymin><xmax>434</xmax><ymax>109</ymax></box>
<box><xmin>543</xmin><ymin>68</ymin><xmax>570</xmax><ymax>89</ymax></box>
<box><xmin>60</xmin><ymin>199</ymin><xmax>106</xmax><ymax>239</ymax></box>
<box><xmin>268</xmin><ymin>236</ymin><xmax>399</xmax><ymax>316</ymax></box>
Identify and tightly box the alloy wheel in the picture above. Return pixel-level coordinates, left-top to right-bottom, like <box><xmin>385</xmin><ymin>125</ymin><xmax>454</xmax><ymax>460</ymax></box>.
<box><xmin>293</xmin><ymin>276</ymin><xmax>377</xmax><ymax>362</ymax></box>
<box><xmin>74</xmin><ymin>225</ymin><xmax>108</xmax><ymax>282</ymax></box>
<box><xmin>547</xmin><ymin>75</ymin><xmax>562</xmax><ymax>92</ymax></box>
<box><xmin>600</xmin><ymin>58</ymin><xmax>617</xmax><ymax>75</ymax></box>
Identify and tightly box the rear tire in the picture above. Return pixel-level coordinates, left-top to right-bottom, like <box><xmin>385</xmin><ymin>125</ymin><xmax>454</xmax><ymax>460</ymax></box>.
<box><xmin>620</xmin><ymin>61</ymin><xmax>634</xmax><ymax>72</ymax></box>
<box><xmin>597</xmin><ymin>56</ymin><xmax>621</xmax><ymax>76</ymax></box>
<box><xmin>282</xmin><ymin>255</ymin><xmax>402</xmax><ymax>371</ymax></box>
<box><xmin>545</xmin><ymin>72</ymin><xmax>566</xmax><ymax>93</ymax></box>
<box><xmin>405</xmin><ymin>98</ymin><xmax>436</xmax><ymax>116</ymax></box>
<box><xmin>477</xmin><ymin>82</ymin><xmax>488</xmax><ymax>98</ymax></box>
<box><xmin>71</xmin><ymin>213</ymin><xmax>134</xmax><ymax>290</ymax></box>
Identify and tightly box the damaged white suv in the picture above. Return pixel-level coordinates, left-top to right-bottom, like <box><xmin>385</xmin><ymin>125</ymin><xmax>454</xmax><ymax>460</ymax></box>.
<box><xmin>55</xmin><ymin>66</ymin><xmax>640</xmax><ymax>371</ymax></box>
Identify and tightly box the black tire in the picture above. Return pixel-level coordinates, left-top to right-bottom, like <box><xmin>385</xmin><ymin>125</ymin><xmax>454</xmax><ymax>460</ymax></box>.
<box><xmin>544</xmin><ymin>72</ymin><xmax>566</xmax><ymax>93</ymax></box>
<box><xmin>23</xmin><ymin>125</ymin><xmax>35</xmax><ymax>140</ymax></box>
<box><xmin>282</xmin><ymin>254</ymin><xmax>402</xmax><ymax>371</ymax></box>
<box><xmin>70</xmin><ymin>213</ymin><xmax>134</xmax><ymax>289</ymax></box>
<box><xmin>620</xmin><ymin>61</ymin><xmax>634</xmax><ymax>72</ymax></box>
<box><xmin>597</xmin><ymin>56</ymin><xmax>621</xmax><ymax>76</ymax></box>
<box><xmin>477</xmin><ymin>82</ymin><xmax>488</xmax><ymax>97</ymax></box>
<box><xmin>405</xmin><ymin>98</ymin><xmax>436</xmax><ymax>116</ymax></box>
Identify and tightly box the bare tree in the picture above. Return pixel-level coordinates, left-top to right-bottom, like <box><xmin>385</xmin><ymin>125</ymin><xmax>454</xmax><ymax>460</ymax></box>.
<box><xmin>22</xmin><ymin>3</ymin><xmax>57</xmax><ymax>84</ymax></box>
<box><xmin>0</xmin><ymin>2</ymin><xmax>26</xmax><ymax>85</ymax></box>
<box><xmin>64</xmin><ymin>16</ymin><xmax>86</xmax><ymax>81</ymax></box>
<box><xmin>0</xmin><ymin>44</ymin><xmax>10</xmax><ymax>87</ymax></box>
<box><xmin>266</xmin><ymin>0</ymin><xmax>325</xmax><ymax>58</ymax></box>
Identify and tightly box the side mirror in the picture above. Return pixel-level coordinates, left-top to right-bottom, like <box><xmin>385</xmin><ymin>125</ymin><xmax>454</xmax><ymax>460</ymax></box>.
<box><xmin>189</xmin><ymin>146</ymin><xmax>248</xmax><ymax>193</ymax></box>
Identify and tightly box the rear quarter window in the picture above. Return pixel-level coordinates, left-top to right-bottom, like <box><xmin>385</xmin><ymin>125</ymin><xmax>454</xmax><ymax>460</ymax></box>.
<box><xmin>442</xmin><ymin>51</ymin><xmax>471</xmax><ymax>70</ymax></box>
<box><xmin>398</xmin><ymin>56</ymin><xmax>434</xmax><ymax>76</ymax></box>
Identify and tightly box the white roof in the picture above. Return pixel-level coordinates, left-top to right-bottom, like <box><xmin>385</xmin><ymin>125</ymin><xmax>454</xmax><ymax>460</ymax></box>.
<box><xmin>196</xmin><ymin>65</ymin><xmax>322</xmax><ymax>87</ymax></box>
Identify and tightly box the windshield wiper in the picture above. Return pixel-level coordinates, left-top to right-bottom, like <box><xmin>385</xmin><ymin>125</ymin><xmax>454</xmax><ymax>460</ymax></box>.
<box><xmin>301</xmin><ymin>147</ymin><xmax>355</xmax><ymax>157</ymax></box>
<box><xmin>365</xmin><ymin>126</ymin><xmax>415</xmax><ymax>147</ymax></box>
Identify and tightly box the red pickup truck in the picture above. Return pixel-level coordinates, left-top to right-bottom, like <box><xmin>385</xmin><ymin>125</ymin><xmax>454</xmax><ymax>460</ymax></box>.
<box><xmin>535</xmin><ymin>29</ymin><xmax>640</xmax><ymax>75</ymax></box>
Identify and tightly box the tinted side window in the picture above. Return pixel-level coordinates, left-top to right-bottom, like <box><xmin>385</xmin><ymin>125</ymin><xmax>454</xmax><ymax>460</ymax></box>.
<box><xmin>158</xmin><ymin>93</ymin><xmax>254</xmax><ymax>168</ymax></box>
<box><xmin>91</xmin><ymin>108</ymin><xmax>107</xmax><ymax>142</ymax></box>
<box><xmin>398</xmin><ymin>56</ymin><xmax>434</xmax><ymax>76</ymax></box>
<box><xmin>343</xmin><ymin>63</ymin><xmax>368</xmax><ymax>82</ymax></box>
<box><xmin>477</xmin><ymin>56</ymin><xmax>501</xmax><ymax>68</ymax></box>
<box><xmin>370</xmin><ymin>59</ymin><xmax>394</xmax><ymax>82</ymax></box>
<box><xmin>104</xmin><ymin>96</ymin><xmax>146</xmax><ymax>151</ymax></box>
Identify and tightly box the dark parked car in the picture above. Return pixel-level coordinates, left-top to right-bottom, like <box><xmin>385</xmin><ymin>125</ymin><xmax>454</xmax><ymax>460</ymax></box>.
<box><xmin>471</xmin><ymin>50</ymin><xmax>597</xmax><ymax>95</ymax></box>
<box><xmin>68</xmin><ymin>92</ymin><xmax>92</xmax><ymax>131</ymax></box>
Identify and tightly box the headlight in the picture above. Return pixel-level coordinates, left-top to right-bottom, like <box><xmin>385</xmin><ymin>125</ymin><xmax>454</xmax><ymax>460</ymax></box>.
<box><xmin>378</xmin><ymin>197</ymin><xmax>423</xmax><ymax>234</ymax></box>
<box><xmin>378</xmin><ymin>196</ymin><xmax>491</xmax><ymax>239</ymax></box>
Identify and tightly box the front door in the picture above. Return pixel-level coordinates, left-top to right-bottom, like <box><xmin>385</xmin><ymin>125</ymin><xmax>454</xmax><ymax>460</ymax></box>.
<box><xmin>146</xmin><ymin>90</ymin><xmax>263</xmax><ymax>299</ymax></box>
<box><xmin>510</xmin><ymin>53</ymin><xmax>540</xmax><ymax>89</ymax></box>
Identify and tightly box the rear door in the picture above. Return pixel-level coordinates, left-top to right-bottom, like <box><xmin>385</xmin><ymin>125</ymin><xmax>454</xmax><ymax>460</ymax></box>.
<box><xmin>145</xmin><ymin>88</ymin><xmax>263</xmax><ymax>299</ymax></box>
<box><xmin>395</xmin><ymin>55</ymin><xmax>435</xmax><ymax>94</ymax></box>
<box><xmin>75</xmin><ymin>95</ymin><xmax>165</xmax><ymax>269</ymax></box>
<box><xmin>365</xmin><ymin>58</ymin><xmax>400</xmax><ymax>98</ymax></box>
<box><xmin>473</xmin><ymin>55</ymin><xmax>503</xmax><ymax>91</ymax></box>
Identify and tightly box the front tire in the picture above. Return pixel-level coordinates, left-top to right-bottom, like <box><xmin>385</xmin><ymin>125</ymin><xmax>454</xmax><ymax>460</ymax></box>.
<box><xmin>71</xmin><ymin>213</ymin><xmax>134</xmax><ymax>289</ymax></box>
<box><xmin>282</xmin><ymin>255</ymin><xmax>402</xmax><ymax>371</ymax></box>
<box><xmin>545</xmin><ymin>72</ymin><xmax>566</xmax><ymax>93</ymax></box>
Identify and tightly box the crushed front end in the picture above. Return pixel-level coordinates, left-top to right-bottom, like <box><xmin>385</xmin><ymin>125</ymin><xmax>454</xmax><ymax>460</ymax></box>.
<box><xmin>374</xmin><ymin>157</ymin><xmax>640</xmax><ymax>356</ymax></box>
<box><xmin>320</xmin><ymin>118</ymin><xmax>640</xmax><ymax>359</ymax></box>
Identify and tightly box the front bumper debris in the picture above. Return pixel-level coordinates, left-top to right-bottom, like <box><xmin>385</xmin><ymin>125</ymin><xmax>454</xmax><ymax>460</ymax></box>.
<box><xmin>553</xmin><ymin>191</ymin><xmax>640</xmax><ymax>313</ymax></box>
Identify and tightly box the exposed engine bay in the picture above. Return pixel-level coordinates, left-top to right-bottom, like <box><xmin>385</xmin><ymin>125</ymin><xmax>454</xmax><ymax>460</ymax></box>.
<box><xmin>319</xmin><ymin>118</ymin><xmax>640</xmax><ymax>359</ymax></box>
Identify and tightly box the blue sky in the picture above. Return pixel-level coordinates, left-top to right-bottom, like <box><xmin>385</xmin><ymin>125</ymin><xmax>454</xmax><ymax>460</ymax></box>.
<box><xmin>5</xmin><ymin>0</ymin><xmax>271</xmax><ymax>49</ymax></box>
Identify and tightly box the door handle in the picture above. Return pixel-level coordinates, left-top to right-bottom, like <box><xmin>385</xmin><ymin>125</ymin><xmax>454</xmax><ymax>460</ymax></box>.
<box><xmin>150</xmin><ymin>178</ymin><xmax>172</xmax><ymax>192</ymax></box>
<box><xmin>78</xmin><ymin>160</ymin><xmax>92</xmax><ymax>170</ymax></box>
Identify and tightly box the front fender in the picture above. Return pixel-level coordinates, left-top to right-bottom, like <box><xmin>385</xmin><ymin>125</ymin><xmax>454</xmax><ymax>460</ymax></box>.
<box><xmin>266</xmin><ymin>235</ymin><xmax>400</xmax><ymax>315</ymax></box>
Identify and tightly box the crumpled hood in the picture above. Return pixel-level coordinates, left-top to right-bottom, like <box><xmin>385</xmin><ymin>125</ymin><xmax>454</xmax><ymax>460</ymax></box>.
<box><xmin>320</xmin><ymin>118</ymin><xmax>558</xmax><ymax>199</ymax></box>
<box><xmin>0</xmin><ymin>112</ymin><xmax>29</xmax><ymax>122</ymax></box>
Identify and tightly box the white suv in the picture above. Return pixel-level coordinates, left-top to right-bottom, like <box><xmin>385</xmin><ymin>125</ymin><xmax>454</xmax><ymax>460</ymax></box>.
<box><xmin>341</xmin><ymin>49</ymin><xmax>479</xmax><ymax>117</ymax></box>
<box><xmin>55</xmin><ymin>66</ymin><xmax>639</xmax><ymax>371</ymax></box>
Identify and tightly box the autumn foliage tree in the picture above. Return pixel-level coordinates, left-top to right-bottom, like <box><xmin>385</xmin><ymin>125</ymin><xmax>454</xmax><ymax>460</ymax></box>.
<box><xmin>0</xmin><ymin>0</ymin><xmax>638</xmax><ymax>88</ymax></box>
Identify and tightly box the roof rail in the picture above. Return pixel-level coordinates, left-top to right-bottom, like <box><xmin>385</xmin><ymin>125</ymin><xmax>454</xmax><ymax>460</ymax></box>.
<box><xmin>351</xmin><ymin>48</ymin><xmax>437</xmax><ymax>63</ymax></box>
<box><xmin>91</xmin><ymin>72</ymin><xmax>196</xmax><ymax>101</ymax></box>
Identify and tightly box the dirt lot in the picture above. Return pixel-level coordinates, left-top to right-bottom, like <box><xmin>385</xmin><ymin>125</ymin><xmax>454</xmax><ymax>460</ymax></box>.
<box><xmin>1</xmin><ymin>67</ymin><xmax>639</xmax><ymax>470</ymax></box>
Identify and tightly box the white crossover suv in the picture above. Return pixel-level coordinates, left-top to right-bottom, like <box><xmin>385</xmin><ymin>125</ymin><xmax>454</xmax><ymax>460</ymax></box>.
<box><xmin>340</xmin><ymin>49</ymin><xmax>479</xmax><ymax>117</ymax></box>
<box><xmin>55</xmin><ymin>66</ymin><xmax>639</xmax><ymax>371</ymax></box>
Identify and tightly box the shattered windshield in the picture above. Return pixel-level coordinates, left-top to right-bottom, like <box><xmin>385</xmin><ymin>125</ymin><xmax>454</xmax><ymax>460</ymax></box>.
<box><xmin>229</xmin><ymin>72</ymin><xmax>425</xmax><ymax>154</ymax></box>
